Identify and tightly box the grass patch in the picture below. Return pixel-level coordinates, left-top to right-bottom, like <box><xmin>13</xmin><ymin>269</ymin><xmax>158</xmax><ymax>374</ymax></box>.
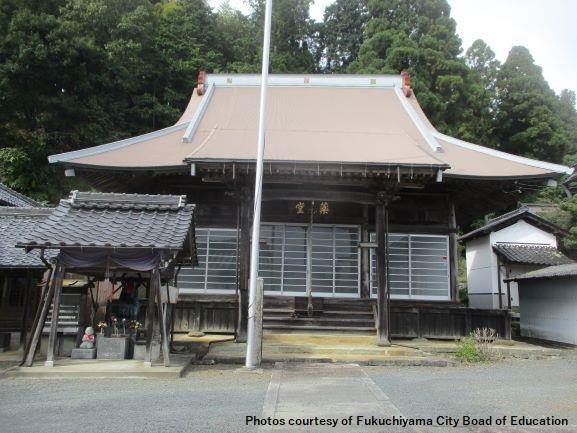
<box><xmin>455</xmin><ymin>328</ymin><xmax>499</xmax><ymax>363</ymax></box>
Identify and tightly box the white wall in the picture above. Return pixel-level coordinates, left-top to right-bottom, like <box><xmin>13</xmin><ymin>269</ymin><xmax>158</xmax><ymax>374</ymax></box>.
<box><xmin>466</xmin><ymin>236</ymin><xmax>497</xmax><ymax>308</ymax></box>
<box><xmin>520</xmin><ymin>278</ymin><xmax>577</xmax><ymax>345</ymax></box>
<box><xmin>490</xmin><ymin>220</ymin><xmax>557</xmax><ymax>246</ymax></box>
<box><xmin>465</xmin><ymin>220</ymin><xmax>558</xmax><ymax>309</ymax></box>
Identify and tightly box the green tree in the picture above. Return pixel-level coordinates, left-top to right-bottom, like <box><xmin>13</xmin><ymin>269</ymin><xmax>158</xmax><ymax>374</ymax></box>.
<box><xmin>349</xmin><ymin>0</ymin><xmax>475</xmax><ymax>136</ymax></box>
<box><xmin>494</xmin><ymin>46</ymin><xmax>571</xmax><ymax>163</ymax></box>
<box><xmin>557</xmin><ymin>89</ymin><xmax>577</xmax><ymax>165</ymax></box>
<box><xmin>463</xmin><ymin>39</ymin><xmax>500</xmax><ymax>145</ymax></box>
<box><xmin>248</xmin><ymin>0</ymin><xmax>316</xmax><ymax>73</ymax></box>
<box><xmin>319</xmin><ymin>0</ymin><xmax>368</xmax><ymax>73</ymax></box>
<box><xmin>215</xmin><ymin>2</ymin><xmax>259</xmax><ymax>72</ymax></box>
<box><xmin>0</xmin><ymin>0</ymin><xmax>225</xmax><ymax>202</ymax></box>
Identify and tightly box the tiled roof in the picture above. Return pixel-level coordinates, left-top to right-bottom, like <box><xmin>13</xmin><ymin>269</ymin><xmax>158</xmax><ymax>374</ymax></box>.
<box><xmin>493</xmin><ymin>243</ymin><xmax>573</xmax><ymax>266</ymax></box>
<box><xmin>0</xmin><ymin>208</ymin><xmax>54</xmax><ymax>268</ymax></box>
<box><xmin>0</xmin><ymin>183</ymin><xmax>41</xmax><ymax>207</ymax></box>
<box><xmin>510</xmin><ymin>263</ymin><xmax>577</xmax><ymax>281</ymax></box>
<box><xmin>16</xmin><ymin>191</ymin><xmax>195</xmax><ymax>251</ymax></box>
<box><xmin>460</xmin><ymin>207</ymin><xmax>566</xmax><ymax>242</ymax></box>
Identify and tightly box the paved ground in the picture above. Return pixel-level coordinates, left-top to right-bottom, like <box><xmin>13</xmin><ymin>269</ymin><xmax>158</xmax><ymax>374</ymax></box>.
<box><xmin>1</xmin><ymin>355</ymin><xmax>577</xmax><ymax>433</ymax></box>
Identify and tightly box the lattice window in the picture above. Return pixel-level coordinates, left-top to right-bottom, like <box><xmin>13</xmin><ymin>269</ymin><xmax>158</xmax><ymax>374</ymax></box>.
<box><xmin>370</xmin><ymin>233</ymin><xmax>450</xmax><ymax>300</ymax></box>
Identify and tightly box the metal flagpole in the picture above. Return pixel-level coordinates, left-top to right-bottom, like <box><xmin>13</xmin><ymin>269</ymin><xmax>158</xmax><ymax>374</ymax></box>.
<box><xmin>245</xmin><ymin>0</ymin><xmax>273</xmax><ymax>369</ymax></box>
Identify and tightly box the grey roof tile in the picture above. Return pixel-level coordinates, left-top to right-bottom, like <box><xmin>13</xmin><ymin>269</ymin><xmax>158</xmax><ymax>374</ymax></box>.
<box><xmin>0</xmin><ymin>208</ymin><xmax>54</xmax><ymax>268</ymax></box>
<box><xmin>0</xmin><ymin>183</ymin><xmax>41</xmax><ymax>207</ymax></box>
<box><xmin>493</xmin><ymin>243</ymin><xmax>574</xmax><ymax>266</ymax></box>
<box><xmin>460</xmin><ymin>207</ymin><xmax>566</xmax><ymax>242</ymax></box>
<box><xmin>16</xmin><ymin>191</ymin><xmax>195</xmax><ymax>251</ymax></box>
<box><xmin>510</xmin><ymin>263</ymin><xmax>577</xmax><ymax>281</ymax></box>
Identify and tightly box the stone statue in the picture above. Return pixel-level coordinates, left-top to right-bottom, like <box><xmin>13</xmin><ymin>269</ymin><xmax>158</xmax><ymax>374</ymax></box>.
<box><xmin>80</xmin><ymin>326</ymin><xmax>95</xmax><ymax>349</ymax></box>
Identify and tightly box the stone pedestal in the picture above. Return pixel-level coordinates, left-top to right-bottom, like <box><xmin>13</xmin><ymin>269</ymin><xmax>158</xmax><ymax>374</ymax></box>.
<box><xmin>133</xmin><ymin>341</ymin><xmax>160</xmax><ymax>361</ymax></box>
<box><xmin>0</xmin><ymin>333</ymin><xmax>11</xmax><ymax>352</ymax></box>
<box><xmin>96</xmin><ymin>336</ymin><xmax>129</xmax><ymax>360</ymax></box>
<box><xmin>71</xmin><ymin>348</ymin><xmax>97</xmax><ymax>359</ymax></box>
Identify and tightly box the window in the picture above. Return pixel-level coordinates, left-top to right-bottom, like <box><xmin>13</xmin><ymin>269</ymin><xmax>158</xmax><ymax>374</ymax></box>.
<box><xmin>178</xmin><ymin>228</ymin><xmax>238</xmax><ymax>294</ymax></box>
<box><xmin>180</xmin><ymin>224</ymin><xmax>360</xmax><ymax>297</ymax></box>
<box><xmin>371</xmin><ymin>233</ymin><xmax>450</xmax><ymax>300</ymax></box>
<box><xmin>260</xmin><ymin>224</ymin><xmax>360</xmax><ymax>297</ymax></box>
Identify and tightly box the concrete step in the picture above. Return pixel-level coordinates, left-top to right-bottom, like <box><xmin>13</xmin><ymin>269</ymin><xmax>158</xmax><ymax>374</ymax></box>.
<box><xmin>261</xmin><ymin>344</ymin><xmax>425</xmax><ymax>357</ymax></box>
<box><xmin>263</xmin><ymin>331</ymin><xmax>378</xmax><ymax>345</ymax></box>
<box><xmin>204</xmin><ymin>341</ymin><xmax>454</xmax><ymax>367</ymax></box>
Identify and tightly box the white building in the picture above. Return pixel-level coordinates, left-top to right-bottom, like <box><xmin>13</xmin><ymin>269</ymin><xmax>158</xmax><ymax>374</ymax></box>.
<box><xmin>511</xmin><ymin>263</ymin><xmax>577</xmax><ymax>345</ymax></box>
<box><xmin>460</xmin><ymin>208</ymin><xmax>571</xmax><ymax>309</ymax></box>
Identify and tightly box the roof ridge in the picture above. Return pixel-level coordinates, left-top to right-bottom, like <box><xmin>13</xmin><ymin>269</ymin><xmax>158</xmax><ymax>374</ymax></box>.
<box><xmin>0</xmin><ymin>183</ymin><xmax>42</xmax><ymax>207</ymax></box>
<box><xmin>432</xmin><ymin>131</ymin><xmax>572</xmax><ymax>175</ymax></box>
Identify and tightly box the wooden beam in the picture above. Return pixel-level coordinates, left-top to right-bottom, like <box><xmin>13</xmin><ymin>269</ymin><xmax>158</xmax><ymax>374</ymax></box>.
<box><xmin>375</xmin><ymin>192</ymin><xmax>391</xmax><ymax>346</ymax></box>
<box><xmin>262</xmin><ymin>189</ymin><xmax>376</xmax><ymax>204</ymax></box>
<box><xmin>236</xmin><ymin>187</ymin><xmax>252</xmax><ymax>343</ymax></box>
<box><xmin>45</xmin><ymin>262</ymin><xmax>65</xmax><ymax>367</ymax></box>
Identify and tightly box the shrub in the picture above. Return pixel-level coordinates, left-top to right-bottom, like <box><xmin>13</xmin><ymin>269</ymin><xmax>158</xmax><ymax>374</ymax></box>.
<box><xmin>455</xmin><ymin>328</ymin><xmax>499</xmax><ymax>363</ymax></box>
<box><xmin>455</xmin><ymin>336</ymin><xmax>482</xmax><ymax>363</ymax></box>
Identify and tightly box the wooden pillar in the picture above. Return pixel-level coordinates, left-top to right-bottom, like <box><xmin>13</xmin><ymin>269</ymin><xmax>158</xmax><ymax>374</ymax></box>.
<box><xmin>22</xmin><ymin>266</ymin><xmax>54</xmax><ymax>367</ymax></box>
<box><xmin>155</xmin><ymin>270</ymin><xmax>170</xmax><ymax>367</ymax></box>
<box><xmin>144</xmin><ymin>268</ymin><xmax>158</xmax><ymax>367</ymax></box>
<box><xmin>449</xmin><ymin>199</ymin><xmax>459</xmax><ymax>302</ymax></box>
<box><xmin>45</xmin><ymin>262</ymin><xmax>65</xmax><ymax>367</ymax></box>
<box><xmin>236</xmin><ymin>187</ymin><xmax>252</xmax><ymax>343</ymax></box>
<box><xmin>375</xmin><ymin>192</ymin><xmax>391</xmax><ymax>346</ymax></box>
<box><xmin>19</xmin><ymin>269</ymin><xmax>33</xmax><ymax>351</ymax></box>
<box><xmin>360</xmin><ymin>205</ymin><xmax>371</xmax><ymax>299</ymax></box>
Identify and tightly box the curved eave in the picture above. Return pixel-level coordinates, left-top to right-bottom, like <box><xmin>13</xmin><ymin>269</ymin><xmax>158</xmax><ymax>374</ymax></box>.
<box><xmin>443</xmin><ymin>172</ymin><xmax>562</xmax><ymax>181</ymax></box>
<box><xmin>433</xmin><ymin>131</ymin><xmax>573</xmax><ymax>177</ymax></box>
<box><xmin>55</xmin><ymin>161</ymin><xmax>188</xmax><ymax>173</ymax></box>
<box><xmin>18</xmin><ymin>243</ymin><xmax>185</xmax><ymax>252</ymax></box>
<box><xmin>187</xmin><ymin>157</ymin><xmax>450</xmax><ymax>169</ymax></box>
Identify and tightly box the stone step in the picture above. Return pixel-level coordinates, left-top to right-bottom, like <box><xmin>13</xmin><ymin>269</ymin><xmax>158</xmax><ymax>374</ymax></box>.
<box><xmin>263</xmin><ymin>308</ymin><xmax>296</xmax><ymax>317</ymax></box>
<box><xmin>263</xmin><ymin>324</ymin><xmax>375</xmax><ymax>333</ymax></box>
<box><xmin>263</xmin><ymin>316</ymin><xmax>375</xmax><ymax>328</ymax></box>
<box><xmin>322</xmin><ymin>310</ymin><xmax>374</xmax><ymax>319</ymax></box>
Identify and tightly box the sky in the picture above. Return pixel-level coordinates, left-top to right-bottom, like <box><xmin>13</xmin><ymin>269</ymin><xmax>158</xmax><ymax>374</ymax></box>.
<box><xmin>208</xmin><ymin>0</ymin><xmax>577</xmax><ymax>95</ymax></box>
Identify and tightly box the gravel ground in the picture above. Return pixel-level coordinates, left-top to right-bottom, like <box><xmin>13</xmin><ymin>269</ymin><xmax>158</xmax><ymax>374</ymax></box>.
<box><xmin>366</xmin><ymin>353</ymin><xmax>577</xmax><ymax>424</ymax></box>
<box><xmin>1</xmin><ymin>355</ymin><xmax>576</xmax><ymax>433</ymax></box>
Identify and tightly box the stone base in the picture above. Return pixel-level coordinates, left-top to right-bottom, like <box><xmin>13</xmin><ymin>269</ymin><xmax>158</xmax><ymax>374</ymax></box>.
<box><xmin>133</xmin><ymin>342</ymin><xmax>160</xmax><ymax>361</ymax></box>
<box><xmin>71</xmin><ymin>348</ymin><xmax>97</xmax><ymax>359</ymax></box>
<box><xmin>96</xmin><ymin>336</ymin><xmax>129</xmax><ymax>360</ymax></box>
<box><xmin>0</xmin><ymin>333</ymin><xmax>11</xmax><ymax>352</ymax></box>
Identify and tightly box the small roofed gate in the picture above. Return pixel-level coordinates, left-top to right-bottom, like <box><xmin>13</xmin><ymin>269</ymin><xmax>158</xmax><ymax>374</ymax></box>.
<box><xmin>16</xmin><ymin>191</ymin><xmax>196</xmax><ymax>368</ymax></box>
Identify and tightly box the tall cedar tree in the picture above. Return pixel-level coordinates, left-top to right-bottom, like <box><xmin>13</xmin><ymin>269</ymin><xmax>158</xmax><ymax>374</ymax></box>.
<box><xmin>348</xmin><ymin>0</ymin><xmax>478</xmax><ymax>138</ymax></box>
<box><xmin>320</xmin><ymin>0</ymin><xmax>368</xmax><ymax>73</ymax></box>
<box><xmin>494</xmin><ymin>46</ymin><xmax>572</xmax><ymax>163</ymax></box>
